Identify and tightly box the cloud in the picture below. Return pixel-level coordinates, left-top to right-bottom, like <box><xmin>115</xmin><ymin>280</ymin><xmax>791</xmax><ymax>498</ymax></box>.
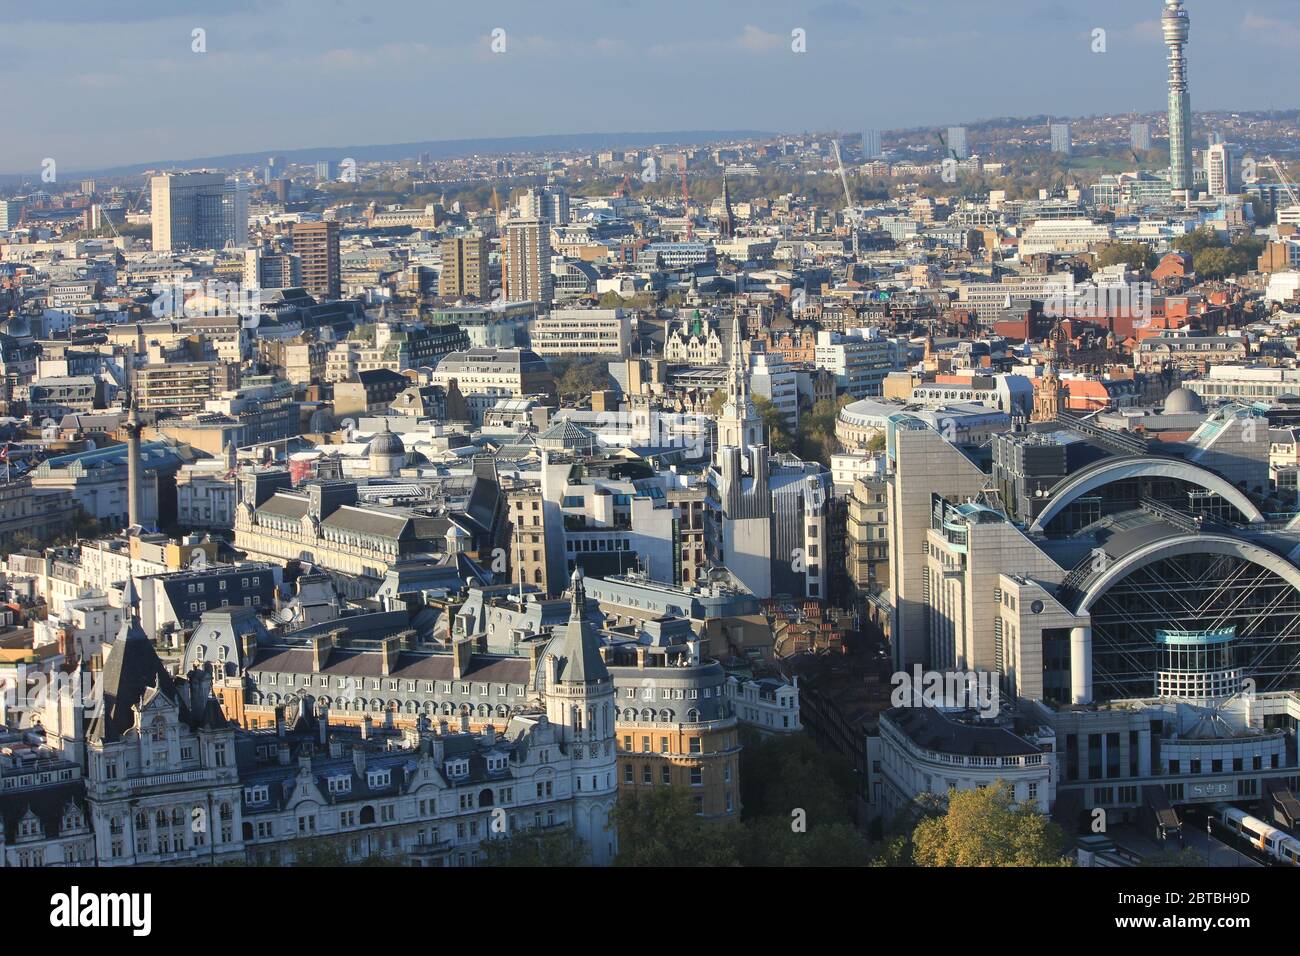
<box><xmin>736</xmin><ymin>25</ymin><xmax>786</xmax><ymax>52</ymax></box>
<box><xmin>1241</xmin><ymin>13</ymin><xmax>1300</xmax><ymax>47</ymax></box>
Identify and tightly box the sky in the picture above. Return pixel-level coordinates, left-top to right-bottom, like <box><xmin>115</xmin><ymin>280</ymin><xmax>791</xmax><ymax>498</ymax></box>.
<box><xmin>3</xmin><ymin>0</ymin><xmax>1299</xmax><ymax>175</ymax></box>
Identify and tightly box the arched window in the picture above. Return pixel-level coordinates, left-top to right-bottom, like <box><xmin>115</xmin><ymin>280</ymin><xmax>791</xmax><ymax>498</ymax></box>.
<box><xmin>478</xmin><ymin>788</ymin><xmax>494</xmax><ymax>807</ymax></box>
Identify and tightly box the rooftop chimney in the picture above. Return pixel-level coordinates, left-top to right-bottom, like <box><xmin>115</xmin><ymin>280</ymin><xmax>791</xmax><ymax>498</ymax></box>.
<box><xmin>380</xmin><ymin>635</ymin><xmax>401</xmax><ymax>676</ymax></box>
<box><xmin>452</xmin><ymin>637</ymin><xmax>472</xmax><ymax>680</ymax></box>
<box><xmin>351</xmin><ymin>745</ymin><xmax>366</xmax><ymax>778</ymax></box>
<box><xmin>310</xmin><ymin>635</ymin><xmax>332</xmax><ymax>673</ymax></box>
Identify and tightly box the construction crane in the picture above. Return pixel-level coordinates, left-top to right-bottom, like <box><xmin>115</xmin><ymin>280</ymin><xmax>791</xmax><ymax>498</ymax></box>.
<box><xmin>679</xmin><ymin>164</ymin><xmax>693</xmax><ymax>240</ymax></box>
<box><xmin>1261</xmin><ymin>155</ymin><xmax>1299</xmax><ymax>214</ymax></box>
<box><xmin>831</xmin><ymin>139</ymin><xmax>862</xmax><ymax>256</ymax></box>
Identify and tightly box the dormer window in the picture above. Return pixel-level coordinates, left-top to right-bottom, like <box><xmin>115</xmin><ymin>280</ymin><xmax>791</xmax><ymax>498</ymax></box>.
<box><xmin>367</xmin><ymin>770</ymin><xmax>391</xmax><ymax>789</ymax></box>
<box><xmin>328</xmin><ymin>776</ymin><xmax>351</xmax><ymax>794</ymax></box>
<box><xmin>245</xmin><ymin>785</ymin><xmax>269</xmax><ymax>804</ymax></box>
<box><xmin>445</xmin><ymin>759</ymin><xmax>469</xmax><ymax>779</ymax></box>
<box><xmin>18</xmin><ymin>812</ymin><xmax>42</xmax><ymax>839</ymax></box>
<box><xmin>486</xmin><ymin>754</ymin><xmax>508</xmax><ymax>773</ymax></box>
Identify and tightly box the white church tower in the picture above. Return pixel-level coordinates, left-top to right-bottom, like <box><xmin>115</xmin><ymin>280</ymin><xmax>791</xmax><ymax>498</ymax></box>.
<box><xmin>714</xmin><ymin>302</ymin><xmax>764</xmax><ymax>464</ymax></box>
<box><xmin>544</xmin><ymin>568</ymin><xmax>618</xmax><ymax>864</ymax></box>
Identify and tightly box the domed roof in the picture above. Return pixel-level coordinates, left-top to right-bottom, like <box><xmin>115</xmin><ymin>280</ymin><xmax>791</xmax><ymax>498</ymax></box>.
<box><xmin>308</xmin><ymin>408</ymin><xmax>333</xmax><ymax>433</ymax></box>
<box><xmin>1163</xmin><ymin>386</ymin><xmax>1204</xmax><ymax>414</ymax></box>
<box><xmin>369</xmin><ymin>422</ymin><xmax>405</xmax><ymax>456</ymax></box>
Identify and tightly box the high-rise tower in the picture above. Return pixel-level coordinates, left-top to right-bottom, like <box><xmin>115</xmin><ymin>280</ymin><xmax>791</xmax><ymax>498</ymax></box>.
<box><xmin>1163</xmin><ymin>0</ymin><xmax>1193</xmax><ymax>195</ymax></box>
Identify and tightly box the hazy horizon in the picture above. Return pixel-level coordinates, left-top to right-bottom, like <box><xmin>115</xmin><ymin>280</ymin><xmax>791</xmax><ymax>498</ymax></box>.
<box><xmin>5</xmin><ymin>0</ymin><xmax>1298</xmax><ymax>176</ymax></box>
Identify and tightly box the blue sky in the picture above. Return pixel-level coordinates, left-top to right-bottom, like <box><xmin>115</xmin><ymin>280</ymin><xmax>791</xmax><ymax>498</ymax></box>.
<box><xmin>3</xmin><ymin>0</ymin><xmax>1298</xmax><ymax>174</ymax></box>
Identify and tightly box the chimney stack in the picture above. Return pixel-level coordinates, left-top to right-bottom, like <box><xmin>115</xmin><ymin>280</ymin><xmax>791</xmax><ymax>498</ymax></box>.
<box><xmin>380</xmin><ymin>635</ymin><xmax>401</xmax><ymax>675</ymax></box>
<box><xmin>310</xmin><ymin>635</ymin><xmax>332</xmax><ymax>673</ymax></box>
<box><xmin>274</xmin><ymin>704</ymin><xmax>286</xmax><ymax>737</ymax></box>
<box><xmin>452</xmin><ymin>637</ymin><xmax>472</xmax><ymax>680</ymax></box>
<box><xmin>361</xmin><ymin>714</ymin><xmax>373</xmax><ymax>740</ymax></box>
<box><xmin>351</xmin><ymin>745</ymin><xmax>366</xmax><ymax>778</ymax></box>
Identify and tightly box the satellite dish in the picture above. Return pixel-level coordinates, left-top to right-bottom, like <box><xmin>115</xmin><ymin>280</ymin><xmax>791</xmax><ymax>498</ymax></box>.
<box><xmin>278</xmin><ymin>606</ymin><xmax>297</xmax><ymax>624</ymax></box>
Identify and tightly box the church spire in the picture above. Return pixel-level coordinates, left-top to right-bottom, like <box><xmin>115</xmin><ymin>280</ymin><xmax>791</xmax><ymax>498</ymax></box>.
<box><xmin>718</xmin><ymin>172</ymin><xmax>735</xmax><ymax>239</ymax></box>
<box><xmin>728</xmin><ymin>299</ymin><xmax>748</xmax><ymax>407</ymax></box>
<box><xmin>715</xmin><ymin>300</ymin><xmax>762</xmax><ymax>461</ymax></box>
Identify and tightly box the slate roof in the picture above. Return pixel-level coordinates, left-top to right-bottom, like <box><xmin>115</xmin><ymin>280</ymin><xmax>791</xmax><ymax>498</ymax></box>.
<box><xmin>0</xmin><ymin>780</ymin><xmax>88</xmax><ymax>844</ymax></box>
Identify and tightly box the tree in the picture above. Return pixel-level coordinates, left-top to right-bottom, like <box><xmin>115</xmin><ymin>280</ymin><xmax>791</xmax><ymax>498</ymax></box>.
<box><xmin>753</xmin><ymin>394</ymin><xmax>793</xmax><ymax>454</ymax></box>
<box><xmin>479</xmin><ymin>827</ymin><xmax>588</xmax><ymax>866</ymax></box>
<box><xmin>610</xmin><ymin>787</ymin><xmax>741</xmax><ymax>866</ymax></box>
<box><xmin>1172</xmin><ymin>228</ymin><xmax>1222</xmax><ymax>259</ymax></box>
<box><xmin>911</xmin><ymin>785</ymin><xmax>1071</xmax><ymax>867</ymax></box>
<box><xmin>794</xmin><ymin>396</ymin><xmax>845</xmax><ymax>465</ymax></box>
<box><xmin>739</xmin><ymin>729</ymin><xmax>857</xmax><ymax>825</ymax></box>
<box><xmin>738</xmin><ymin>816</ymin><xmax>871</xmax><ymax>866</ymax></box>
<box><xmin>269</xmin><ymin>835</ymin><xmax>407</xmax><ymax>866</ymax></box>
<box><xmin>1094</xmin><ymin>242</ymin><xmax>1156</xmax><ymax>272</ymax></box>
<box><xmin>548</xmin><ymin>355</ymin><xmax>616</xmax><ymax>400</ymax></box>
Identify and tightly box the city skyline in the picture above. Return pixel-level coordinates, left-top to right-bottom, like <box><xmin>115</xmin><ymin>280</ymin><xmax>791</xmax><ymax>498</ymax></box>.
<box><xmin>3</xmin><ymin>0</ymin><xmax>1299</xmax><ymax>175</ymax></box>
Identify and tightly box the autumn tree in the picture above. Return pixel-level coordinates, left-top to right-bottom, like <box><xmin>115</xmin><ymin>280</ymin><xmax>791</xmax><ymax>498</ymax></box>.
<box><xmin>480</xmin><ymin>827</ymin><xmax>588</xmax><ymax>867</ymax></box>
<box><xmin>911</xmin><ymin>785</ymin><xmax>1071</xmax><ymax>867</ymax></box>
<box><xmin>610</xmin><ymin>787</ymin><xmax>741</xmax><ymax>867</ymax></box>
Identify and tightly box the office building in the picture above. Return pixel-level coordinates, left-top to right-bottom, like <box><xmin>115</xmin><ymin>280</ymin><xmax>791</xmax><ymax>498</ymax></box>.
<box><xmin>1206</xmin><ymin>142</ymin><xmax>1236</xmax><ymax>197</ymax></box>
<box><xmin>947</xmin><ymin>126</ymin><xmax>969</xmax><ymax>160</ymax></box>
<box><xmin>0</xmin><ymin>198</ymin><xmax>24</xmax><ymax>230</ymax></box>
<box><xmin>438</xmin><ymin>231</ymin><xmax>490</xmax><ymax>301</ymax></box>
<box><xmin>292</xmin><ymin>220</ymin><xmax>341</xmax><ymax>301</ymax></box>
<box><xmin>530</xmin><ymin>309</ymin><xmax>631</xmax><ymax>357</ymax></box>
<box><xmin>1050</xmin><ymin>123</ymin><xmax>1072</xmax><ymax>156</ymax></box>
<box><xmin>502</xmin><ymin>218</ymin><xmax>553</xmax><ymax>305</ymax></box>
<box><xmin>862</xmin><ymin>128</ymin><xmax>882</xmax><ymax>160</ymax></box>
<box><xmin>1130</xmin><ymin>122</ymin><xmax>1152</xmax><ymax>152</ymax></box>
<box><xmin>150</xmin><ymin>172</ymin><xmax>226</xmax><ymax>252</ymax></box>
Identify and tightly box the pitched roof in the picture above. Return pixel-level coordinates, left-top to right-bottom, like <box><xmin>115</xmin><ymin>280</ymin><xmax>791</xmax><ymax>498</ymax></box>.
<box><xmin>88</xmin><ymin>577</ymin><xmax>182</xmax><ymax>742</ymax></box>
<box><xmin>546</xmin><ymin>568</ymin><xmax>610</xmax><ymax>684</ymax></box>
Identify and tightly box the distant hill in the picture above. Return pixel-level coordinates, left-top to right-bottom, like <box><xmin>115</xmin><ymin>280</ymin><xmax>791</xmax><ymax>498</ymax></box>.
<box><xmin>23</xmin><ymin>130</ymin><xmax>773</xmax><ymax>182</ymax></box>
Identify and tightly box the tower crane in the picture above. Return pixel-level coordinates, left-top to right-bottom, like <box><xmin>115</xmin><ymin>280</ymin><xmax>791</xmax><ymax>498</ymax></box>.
<box><xmin>1261</xmin><ymin>155</ymin><xmax>1299</xmax><ymax>215</ymax></box>
<box><xmin>831</xmin><ymin>139</ymin><xmax>862</xmax><ymax>256</ymax></box>
<box><xmin>679</xmin><ymin>164</ymin><xmax>693</xmax><ymax>241</ymax></box>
